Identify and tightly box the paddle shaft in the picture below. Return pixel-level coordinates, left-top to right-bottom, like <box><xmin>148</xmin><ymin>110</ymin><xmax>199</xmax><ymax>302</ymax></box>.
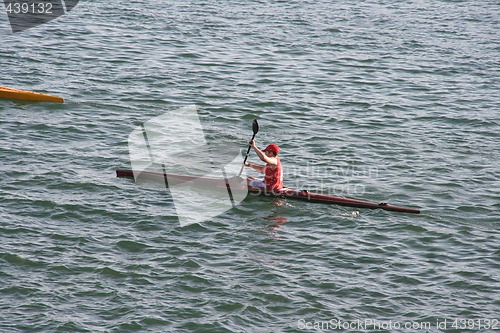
<box><xmin>237</xmin><ymin>132</ymin><xmax>257</xmax><ymax>177</ymax></box>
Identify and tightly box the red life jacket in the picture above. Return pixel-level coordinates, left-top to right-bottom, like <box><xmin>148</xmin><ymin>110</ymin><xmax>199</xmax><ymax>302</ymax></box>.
<box><xmin>264</xmin><ymin>157</ymin><xmax>283</xmax><ymax>191</ymax></box>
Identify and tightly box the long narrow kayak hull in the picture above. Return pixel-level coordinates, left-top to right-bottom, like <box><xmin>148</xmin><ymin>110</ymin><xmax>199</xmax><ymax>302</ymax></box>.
<box><xmin>116</xmin><ymin>169</ymin><xmax>421</xmax><ymax>214</ymax></box>
<box><xmin>0</xmin><ymin>85</ymin><xmax>64</xmax><ymax>103</ymax></box>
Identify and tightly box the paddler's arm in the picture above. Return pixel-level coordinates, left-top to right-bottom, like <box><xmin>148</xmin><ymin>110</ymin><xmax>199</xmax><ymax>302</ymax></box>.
<box><xmin>250</xmin><ymin>140</ymin><xmax>278</xmax><ymax>166</ymax></box>
<box><xmin>244</xmin><ymin>162</ymin><xmax>265</xmax><ymax>173</ymax></box>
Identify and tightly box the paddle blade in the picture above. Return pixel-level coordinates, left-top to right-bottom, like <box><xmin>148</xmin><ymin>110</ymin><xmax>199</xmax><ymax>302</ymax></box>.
<box><xmin>252</xmin><ymin>119</ymin><xmax>259</xmax><ymax>134</ymax></box>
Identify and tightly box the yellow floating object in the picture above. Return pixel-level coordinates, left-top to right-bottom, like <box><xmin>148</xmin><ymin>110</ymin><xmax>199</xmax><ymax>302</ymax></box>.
<box><xmin>0</xmin><ymin>85</ymin><xmax>64</xmax><ymax>103</ymax></box>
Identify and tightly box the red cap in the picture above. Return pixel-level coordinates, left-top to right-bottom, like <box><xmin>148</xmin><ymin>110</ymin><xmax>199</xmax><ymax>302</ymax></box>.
<box><xmin>263</xmin><ymin>144</ymin><xmax>280</xmax><ymax>154</ymax></box>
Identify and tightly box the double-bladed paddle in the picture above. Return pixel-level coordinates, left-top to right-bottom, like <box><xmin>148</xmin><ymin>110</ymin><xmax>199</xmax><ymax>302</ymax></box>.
<box><xmin>237</xmin><ymin>119</ymin><xmax>259</xmax><ymax>178</ymax></box>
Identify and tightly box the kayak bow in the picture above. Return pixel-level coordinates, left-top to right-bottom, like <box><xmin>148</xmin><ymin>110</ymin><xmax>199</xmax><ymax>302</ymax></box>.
<box><xmin>116</xmin><ymin>169</ymin><xmax>421</xmax><ymax>214</ymax></box>
<box><xmin>0</xmin><ymin>85</ymin><xmax>64</xmax><ymax>103</ymax></box>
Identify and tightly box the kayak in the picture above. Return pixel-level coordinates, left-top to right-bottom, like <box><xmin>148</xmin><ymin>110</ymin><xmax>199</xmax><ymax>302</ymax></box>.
<box><xmin>0</xmin><ymin>85</ymin><xmax>64</xmax><ymax>103</ymax></box>
<box><xmin>116</xmin><ymin>169</ymin><xmax>421</xmax><ymax>214</ymax></box>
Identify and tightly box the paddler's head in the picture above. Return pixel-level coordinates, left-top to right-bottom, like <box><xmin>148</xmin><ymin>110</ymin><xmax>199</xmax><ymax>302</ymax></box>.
<box><xmin>263</xmin><ymin>144</ymin><xmax>280</xmax><ymax>157</ymax></box>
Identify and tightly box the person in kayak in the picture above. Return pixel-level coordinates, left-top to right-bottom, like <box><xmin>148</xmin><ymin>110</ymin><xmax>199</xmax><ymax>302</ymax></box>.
<box><xmin>244</xmin><ymin>141</ymin><xmax>284</xmax><ymax>191</ymax></box>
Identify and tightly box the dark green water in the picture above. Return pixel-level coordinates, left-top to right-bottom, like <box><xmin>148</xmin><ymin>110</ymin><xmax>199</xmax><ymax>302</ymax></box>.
<box><xmin>1</xmin><ymin>1</ymin><xmax>499</xmax><ymax>332</ymax></box>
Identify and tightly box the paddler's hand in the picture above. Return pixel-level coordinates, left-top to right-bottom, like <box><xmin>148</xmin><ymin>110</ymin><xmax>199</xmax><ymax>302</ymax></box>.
<box><xmin>249</xmin><ymin>139</ymin><xmax>257</xmax><ymax>148</ymax></box>
<box><xmin>244</xmin><ymin>162</ymin><xmax>251</xmax><ymax>167</ymax></box>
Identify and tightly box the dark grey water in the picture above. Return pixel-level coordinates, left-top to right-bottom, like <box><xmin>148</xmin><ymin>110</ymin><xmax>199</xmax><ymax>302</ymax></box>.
<box><xmin>1</xmin><ymin>0</ymin><xmax>499</xmax><ymax>332</ymax></box>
